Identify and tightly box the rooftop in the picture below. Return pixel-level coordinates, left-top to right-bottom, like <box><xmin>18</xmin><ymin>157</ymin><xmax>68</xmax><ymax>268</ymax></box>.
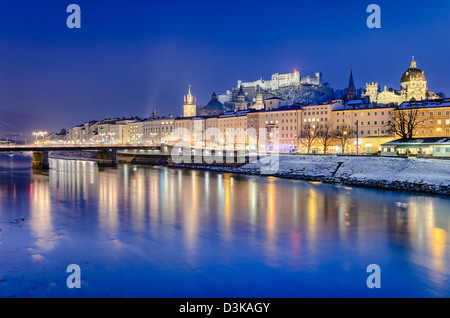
<box><xmin>382</xmin><ymin>137</ymin><xmax>450</xmax><ymax>146</ymax></box>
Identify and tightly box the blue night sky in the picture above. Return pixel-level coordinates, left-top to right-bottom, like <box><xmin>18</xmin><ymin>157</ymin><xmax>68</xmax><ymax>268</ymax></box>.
<box><xmin>0</xmin><ymin>0</ymin><xmax>449</xmax><ymax>132</ymax></box>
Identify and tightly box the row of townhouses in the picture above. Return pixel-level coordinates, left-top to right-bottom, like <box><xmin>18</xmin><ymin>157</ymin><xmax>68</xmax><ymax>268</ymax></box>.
<box><xmin>62</xmin><ymin>98</ymin><xmax>450</xmax><ymax>155</ymax></box>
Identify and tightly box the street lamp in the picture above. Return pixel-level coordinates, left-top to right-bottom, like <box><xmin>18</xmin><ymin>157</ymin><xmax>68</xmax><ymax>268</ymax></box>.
<box><xmin>32</xmin><ymin>131</ymin><xmax>47</xmax><ymax>144</ymax></box>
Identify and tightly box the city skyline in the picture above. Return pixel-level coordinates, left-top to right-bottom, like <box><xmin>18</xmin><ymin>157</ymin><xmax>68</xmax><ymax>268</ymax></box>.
<box><xmin>1</xmin><ymin>1</ymin><xmax>450</xmax><ymax>301</ymax></box>
<box><xmin>1</xmin><ymin>0</ymin><xmax>450</xmax><ymax>132</ymax></box>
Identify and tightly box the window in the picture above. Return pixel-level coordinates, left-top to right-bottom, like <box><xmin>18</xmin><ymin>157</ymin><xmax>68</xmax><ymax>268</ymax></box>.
<box><xmin>430</xmin><ymin>112</ymin><xmax>434</xmax><ymax>116</ymax></box>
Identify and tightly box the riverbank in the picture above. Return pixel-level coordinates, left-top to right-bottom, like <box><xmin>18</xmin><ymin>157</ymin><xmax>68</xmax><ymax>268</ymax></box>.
<box><xmin>169</xmin><ymin>155</ymin><xmax>450</xmax><ymax>196</ymax></box>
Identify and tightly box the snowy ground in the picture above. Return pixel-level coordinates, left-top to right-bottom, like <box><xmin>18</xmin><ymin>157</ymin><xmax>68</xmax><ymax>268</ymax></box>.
<box><xmin>244</xmin><ymin>155</ymin><xmax>450</xmax><ymax>186</ymax></box>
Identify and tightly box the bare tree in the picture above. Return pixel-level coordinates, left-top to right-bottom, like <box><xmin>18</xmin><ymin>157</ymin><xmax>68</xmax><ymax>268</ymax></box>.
<box><xmin>317</xmin><ymin>123</ymin><xmax>336</xmax><ymax>154</ymax></box>
<box><xmin>299</xmin><ymin>122</ymin><xmax>319</xmax><ymax>154</ymax></box>
<box><xmin>387</xmin><ymin>105</ymin><xmax>425</xmax><ymax>139</ymax></box>
<box><xmin>334</xmin><ymin>124</ymin><xmax>354</xmax><ymax>154</ymax></box>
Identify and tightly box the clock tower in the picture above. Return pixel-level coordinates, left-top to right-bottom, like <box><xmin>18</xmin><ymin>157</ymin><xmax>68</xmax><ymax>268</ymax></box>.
<box><xmin>183</xmin><ymin>85</ymin><xmax>197</xmax><ymax>117</ymax></box>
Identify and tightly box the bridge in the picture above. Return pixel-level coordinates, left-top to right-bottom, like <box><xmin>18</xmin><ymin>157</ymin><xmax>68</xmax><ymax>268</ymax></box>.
<box><xmin>0</xmin><ymin>145</ymin><xmax>167</xmax><ymax>169</ymax></box>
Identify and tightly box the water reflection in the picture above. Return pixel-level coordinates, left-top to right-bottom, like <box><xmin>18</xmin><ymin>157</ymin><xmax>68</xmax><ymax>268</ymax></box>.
<box><xmin>29</xmin><ymin>174</ymin><xmax>54</xmax><ymax>257</ymax></box>
<box><xmin>0</xmin><ymin>154</ymin><xmax>450</xmax><ymax>297</ymax></box>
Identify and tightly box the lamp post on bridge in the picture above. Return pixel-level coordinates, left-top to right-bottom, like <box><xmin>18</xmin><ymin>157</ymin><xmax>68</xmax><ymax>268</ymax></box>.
<box><xmin>32</xmin><ymin>131</ymin><xmax>48</xmax><ymax>145</ymax></box>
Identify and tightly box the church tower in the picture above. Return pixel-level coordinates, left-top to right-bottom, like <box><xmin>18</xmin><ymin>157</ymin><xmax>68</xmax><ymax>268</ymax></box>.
<box><xmin>235</xmin><ymin>86</ymin><xmax>248</xmax><ymax>111</ymax></box>
<box><xmin>252</xmin><ymin>86</ymin><xmax>265</xmax><ymax>110</ymax></box>
<box><xmin>183</xmin><ymin>85</ymin><xmax>197</xmax><ymax>117</ymax></box>
<box><xmin>344</xmin><ymin>69</ymin><xmax>357</xmax><ymax>102</ymax></box>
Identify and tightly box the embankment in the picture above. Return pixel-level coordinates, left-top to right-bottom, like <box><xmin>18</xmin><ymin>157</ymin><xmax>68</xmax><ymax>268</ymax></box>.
<box><xmin>169</xmin><ymin>155</ymin><xmax>450</xmax><ymax>196</ymax></box>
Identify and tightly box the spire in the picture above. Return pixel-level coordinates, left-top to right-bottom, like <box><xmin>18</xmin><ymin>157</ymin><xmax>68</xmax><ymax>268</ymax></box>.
<box><xmin>348</xmin><ymin>68</ymin><xmax>355</xmax><ymax>89</ymax></box>
<box><xmin>238</xmin><ymin>85</ymin><xmax>245</xmax><ymax>96</ymax></box>
<box><xmin>410</xmin><ymin>56</ymin><xmax>417</xmax><ymax>69</ymax></box>
<box><xmin>345</xmin><ymin>68</ymin><xmax>357</xmax><ymax>102</ymax></box>
<box><xmin>185</xmin><ymin>84</ymin><xmax>195</xmax><ymax>104</ymax></box>
<box><xmin>256</xmin><ymin>86</ymin><xmax>263</xmax><ymax>99</ymax></box>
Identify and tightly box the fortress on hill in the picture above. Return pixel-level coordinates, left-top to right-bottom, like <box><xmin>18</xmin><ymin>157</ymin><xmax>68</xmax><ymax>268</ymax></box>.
<box><xmin>237</xmin><ymin>69</ymin><xmax>322</xmax><ymax>91</ymax></box>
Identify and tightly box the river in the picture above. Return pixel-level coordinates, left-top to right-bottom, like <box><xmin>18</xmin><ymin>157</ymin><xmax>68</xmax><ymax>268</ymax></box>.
<box><xmin>0</xmin><ymin>153</ymin><xmax>449</xmax><ymax>297</ymax></box>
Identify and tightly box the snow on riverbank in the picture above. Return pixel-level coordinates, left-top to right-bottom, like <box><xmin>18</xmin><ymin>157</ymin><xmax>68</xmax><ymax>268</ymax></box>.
<box><xmin>171</xmin><ymin>155</ymin><xmax>450</xmax><ymax>195</ymax></box>
<box><xmin>244</xmin><ymin>155</ymin><xmax>450</xmax><ymax>186</ymax></box>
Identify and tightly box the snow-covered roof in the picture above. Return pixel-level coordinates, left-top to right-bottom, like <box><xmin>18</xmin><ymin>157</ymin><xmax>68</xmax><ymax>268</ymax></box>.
<box><xmin>399</xmin><ymin>99</ymin><xmax>450</xmax><ymax>109</ymax></box>
<box><xmin>382</xmin><ymin>137</ymin><xmax>450</xmax><ymax>146</ymax></box>
<box><xmin>218</xmin><ymin>110</ymin><xmax>252</xmax><ymax>118</ymax></box>
<box><xmin>346</xmin><ymin>100</ymin><xmax>364</xmax><ymax>105</ymax></box>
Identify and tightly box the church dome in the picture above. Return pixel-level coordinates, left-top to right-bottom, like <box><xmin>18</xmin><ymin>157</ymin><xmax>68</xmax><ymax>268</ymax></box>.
<box><xmin>206</xmin><ymin>92</ymin><xmax>224</xmax><ymax>110</ymax></box>
<box><xmin>401</xmin><ymin>57</ymin><xmax>426</xmax><ymax>84</ymax></box>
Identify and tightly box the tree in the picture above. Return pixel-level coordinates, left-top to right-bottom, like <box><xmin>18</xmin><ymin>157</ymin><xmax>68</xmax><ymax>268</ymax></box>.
<box><xmin>317</xmin><ymin>123</ymin><xmax>336</xmax><ymax>154</ymax></box>
<box><xmin>387</xmin><ymin>105</ymin><xmax>424</xmax><ymax>139</ymax></box>
<box><xmin>335</xmin><ymin>124</ymin><xmax>354</xmax><ymax>154</ymax></box>
<box><xmin>299</xmin><ymin>122</ymin><xmax>319</xmax><ymax>154</ymax></box>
